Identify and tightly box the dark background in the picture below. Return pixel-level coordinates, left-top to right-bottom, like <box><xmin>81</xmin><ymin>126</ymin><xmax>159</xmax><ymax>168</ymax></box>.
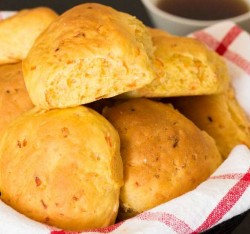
<box><xmin>0</xmin><ymin>0</ymin><xmax>153</xmax><ymax>26</ymax></box>
<box><xmin>0</xmin><ymin>0</ymin><xmax>249</xmax><ymax>233</ymax></box>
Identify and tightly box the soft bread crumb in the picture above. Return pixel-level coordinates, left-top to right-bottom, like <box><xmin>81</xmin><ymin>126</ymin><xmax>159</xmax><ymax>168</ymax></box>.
<box><xmin>121</xmin><ymin>28</ymin><xmax>229</xmax><ymax>98</ymax></box>
<box><xmin>23</xmin><ymin>3</ymin><xmax>154</xmax><ymax>109</ymax></box>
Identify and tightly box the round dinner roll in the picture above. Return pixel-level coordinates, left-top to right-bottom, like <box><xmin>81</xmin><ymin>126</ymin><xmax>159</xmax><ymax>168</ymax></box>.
<box><xmin>103</xmin><ymin>98</ymin><xmax>222</xmax><ymax>220</ymax></box>
<box><xmin>171</xmin><ymin>87</ymin><xmax>250</xmax><ymax>159</ymax></box>
<box><xmin>122</xmin><ymin>28</ymin><xmax>229</xmax><ymax>98</ymax></box>
<box><xmin>23</xmin><ymin>3</ymin><xmax>154</xmax><ymax>109</ymax></box>
<box><xmin>0</xmin><ymin>7</ymin><xmax>58</xmax><ymax>64</ymax></box>
<box><xmin>0</xmin><ymin>106</ymin><xmax>123</xmax><ymax>231</ymax></box>
<box><xmin>0</xmin><ymin>62</ymin><xmax>34</xmax><ymax>134</ymax></box>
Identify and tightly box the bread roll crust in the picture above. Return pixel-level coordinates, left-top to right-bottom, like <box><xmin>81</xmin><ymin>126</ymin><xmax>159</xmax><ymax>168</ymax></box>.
<box><xmin>0</xmin><ymin>7</ymin><xmax>58</xmax><ymax>64</ymax></box>
<box><xmin>0</xmin><ymin>63</ymin><xmax>34</xmax><ymax>134</ymax></box>
<box><xmin>0</xmin><ymin>106</ymin><xmax>123</xmax><ymax>231</ymax></box>
<box><xmin>172</xmin><ymin>88</ymin><xmax>250</xmax><ymax>159</ymax></box>
<box><xmin>103</xmin><ymin>98</ymin><xmax>222</xmax><ymax>219</ymax></box>
<box><xmin>23</xmin><ymin>3</ymin><xmax>154</xmax><ymax>109</ymax></box>
<box><xmin>123</xmin><ymin>28</ymin><xmax>229</xmax><ymax>98</ymax></box>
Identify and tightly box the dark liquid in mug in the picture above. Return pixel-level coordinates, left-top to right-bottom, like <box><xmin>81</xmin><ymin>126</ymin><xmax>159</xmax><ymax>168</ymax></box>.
<box><xmin>157</xmin><ymin>0</ymin><xmax>249</xmax><ymax>20</ymax></box>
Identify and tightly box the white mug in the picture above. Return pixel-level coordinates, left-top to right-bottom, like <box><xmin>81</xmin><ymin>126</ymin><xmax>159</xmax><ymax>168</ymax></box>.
<box><xmin>141</xmin><ymin>0</ymin><xmax>250</xmax><ymax>35</ymax></box>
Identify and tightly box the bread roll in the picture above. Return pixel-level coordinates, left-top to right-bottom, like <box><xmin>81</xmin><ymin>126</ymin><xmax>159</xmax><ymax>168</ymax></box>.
<box><xmin>23</xmin><ymin>3</ymin><xmax>154</xmax><ymax>109</ymax></box>
<box><xmin>122</xmin><ymin>28</ymin><xmax>229</xmax><ymax>98</ymax></box>
<box><xmin>103</xmin><ymin>98</ymin><xmax>222</xmax><ymax>220</ymax></box>
<box><xmin>171</xmin><ymin>88</ymin><xmax>250</xmax><ymax>159</ymax></box>
<box><xmin>0</xmin><ymin>7</ymin><xmax>58</xmax><ymax>64</ymax></box>
<box><xmin>0</xmin><ymin>62</ymin><xmax>33</xmax><ymax>134</ymax></box>
<box><xmin>0</xmin><ymin>106</ymin><xmax>123</xmax><ymax>231</ymax></box>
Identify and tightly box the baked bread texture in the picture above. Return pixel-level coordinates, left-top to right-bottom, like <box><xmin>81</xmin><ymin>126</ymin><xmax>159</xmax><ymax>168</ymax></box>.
<box><xmin>0</xmin><ymin>62</ymin><xmax>33</xmax><ymax>134</ymax></box>
<box><xmin>0</xmin><ymin>106</ymin><xmax>123</xmax><ymax>231</ymax></box>
<box><xmin>0</xmin><ymin>7</ymin><xmax>58</xmax><ymax>64</ymax></box>
<box><xmin>122</xmin><ymin>28</ymin><xmax>229</xmax><ymax>98</ymax></box>
<box><xmin>171</xmin><ymin>88</ymin><xmax>250</xmax><ymax>159</ymax></box>
<box><xmin>103</xmin><ymin>98</ymin><xmax>222</xmax><ymax>220</ymax></box>
<box><xmin>23</xmin><ymin>3</ymin><xmax>154</xmax><ymax>109</ymax></box>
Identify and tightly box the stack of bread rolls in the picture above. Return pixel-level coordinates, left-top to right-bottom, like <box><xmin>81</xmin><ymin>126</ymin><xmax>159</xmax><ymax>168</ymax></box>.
<box><xmin>0</xmin><ymin>2</ymin><xmax>249</xmax><ymax>232</ymax></box>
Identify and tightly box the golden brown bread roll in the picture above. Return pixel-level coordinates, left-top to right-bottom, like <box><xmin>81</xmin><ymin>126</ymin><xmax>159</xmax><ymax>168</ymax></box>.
<box><xmin>171</xmin><ymin>88</ymin><xmax>250</xmax><ymax>159</ymax></box>
<box><xmin>23</xmin><ymin>3</ymin><xmax>154</xmax><ymax>109</ymax></box>
<box><xmin>122</xmin><ymin>28</ymin><xmax>229</xmax><ymax>98</ymax></box>
<box><xmin>0</xmin><ymin>7</ymin><xmax>58</xmax><ymax>64</ymax></box>
<box><xmin>0</xmin><ymin>106</ymin><xmax>123</xmax><ymax>231</ymax></box>
<box><xmin>0</xmin><ymin>62</ymin><xmax>34</xmax><ymax>134</ymax></box>
<box><xmin>103</xmin><ymin>98</ymin><xmax>222</xmax><ymax>220</ymax></box>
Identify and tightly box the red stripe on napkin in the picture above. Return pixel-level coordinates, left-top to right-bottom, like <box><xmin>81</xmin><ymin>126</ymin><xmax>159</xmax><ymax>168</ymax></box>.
<box><xmin>51</xmin><ymin>222</ymin><xmax>124</xmax><ymax>234</ymax></box>
<box><xmin>215</xmin><ymin>25</ymin><xmax>242</xmax><ymax>55</ymax></box>
<box><xmin>51</xmin><ymin>231</ymin><xmax>78</xmax><ymax>234</ymax></box>
<box><xmin>193</xmin><ymin>31</ymin><xmax>220</xmax><ymax>50</ymax></box>
<box><xmin>211</xmin><ymin>173</ymin><xmax>246</xmax><ymax>180</ymax></box>
<box><xmin>193</xmin><ymin>168</ymin><xmax>250</xmax><ymax>233</ymax></box>
<box><xmin>137</xmin><ymin>211</ymin><xmax>194</xmax><ymax>233</ymax></box>
<box><xmin>87</xmin><ymin>222</ymin><xmax>124</xmax><ymax>233</ymax></box>
<box><xmin>225</xmin><ymin>51</ymin><xmax>250</xmax><ymax>75</ymax></box>
<box><xmin>193</xmin><ymin>30</ymin><xmax>250</xmax><ymax>75</ymax></box>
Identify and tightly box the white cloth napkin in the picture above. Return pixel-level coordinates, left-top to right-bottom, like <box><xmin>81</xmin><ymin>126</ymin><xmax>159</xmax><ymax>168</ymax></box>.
<box><xmin>0</xmin><ymin>12</ymin><xmax>250</xmax><ymax>234</ymax></box>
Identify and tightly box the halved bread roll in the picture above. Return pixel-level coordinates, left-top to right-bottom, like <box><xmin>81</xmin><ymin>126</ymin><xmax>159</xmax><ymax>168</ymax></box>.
<box><xmin>123</xmin><ymin>28</ymin><xmax>229</xmax><ymax>98</ymax></box>
<box><xmin>23</xmin><ymin>3</ymin><xmax>154</xmax><ymax>109</ymax></box>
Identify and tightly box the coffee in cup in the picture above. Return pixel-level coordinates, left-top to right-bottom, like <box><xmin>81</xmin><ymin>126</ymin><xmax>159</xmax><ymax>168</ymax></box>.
<box><xmin>141</xmin><ymin>0</ymin><xmax>250</xmax><ymax>35</ymax></box>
